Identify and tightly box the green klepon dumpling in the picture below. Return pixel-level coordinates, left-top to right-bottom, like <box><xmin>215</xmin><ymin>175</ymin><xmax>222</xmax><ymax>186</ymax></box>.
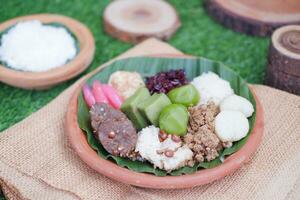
<box><xmin>167</xmin><ymin>84</ymin><xmax>200</xmax><ymax>107</ymax></box>
<box><xmin>159</xmin><ymin>104</ymin><xmax>188</xmax><ymax>136</ymax></box>
<box><xmin>137</xmin><ymin>93</ymin><xmax>171</xmax><ymax>126</ymax></box>
<box><xmin>121</xmin><ymin>87</ymin><xmax>150</xmax><ymax>130</ymax></box>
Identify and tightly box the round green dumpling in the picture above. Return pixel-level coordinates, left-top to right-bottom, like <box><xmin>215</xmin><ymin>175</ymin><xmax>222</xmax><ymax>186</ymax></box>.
<box><xmin>167</xmin><ymin>84</ymin><xmax>200</xmax><ymax>107</ymax></box>
<box><xmin>159</xmin><ymin>104</ymin><xmax>188</xmax><ymax>136</ymax></box>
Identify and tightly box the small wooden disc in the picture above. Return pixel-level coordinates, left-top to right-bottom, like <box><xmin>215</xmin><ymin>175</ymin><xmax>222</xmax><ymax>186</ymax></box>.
<box><xmin>266</xmin><ymin>25</ymin><xmax>300</xmax><ymax>95</ymax></box>
<box><xmin>204</xmin><ymin>0</ymin><xmax>300</xmax><ymax>36</ymax></box>
<box><xmin>103</xmin><ymin>0</ymin><xmax>181</xmax><ymax>43</ymax></box>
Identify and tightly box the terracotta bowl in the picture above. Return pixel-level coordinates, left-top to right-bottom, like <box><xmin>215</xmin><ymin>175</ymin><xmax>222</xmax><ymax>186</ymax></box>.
<box><xmin>65</xmin><ymin>55</ymin><xmax>264</xmax><ymax>189</ymax></box>
<box><xmin>0</xmin><ymin>14</ymin><xmax>95</xmax><ymax>90</ymax></box>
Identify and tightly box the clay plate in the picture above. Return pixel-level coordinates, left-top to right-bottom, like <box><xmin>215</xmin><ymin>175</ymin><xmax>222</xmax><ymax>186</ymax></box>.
<box><xmin>65</xmin><ymin>55</ymin><xmax>264</xmax><ymax>189</ymax></box>
<box><xmin>0</xmin><ymin>14</ymin><xmax>95</xmax><ymax>90</ymax></box>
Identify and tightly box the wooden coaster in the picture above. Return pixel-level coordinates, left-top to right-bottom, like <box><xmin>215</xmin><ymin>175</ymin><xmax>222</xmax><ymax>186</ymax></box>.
<box><xmin>204</xmin><ymin>0</ymin><xmax>300</xmax><ymax>36</ymax></box>
<box><xmin>103</xmin><ymin>0</ymin><xmax>180</xmax><ymax>43</ymax></box>
<box><xmin>266</xmin><ymin>25</ymin><xmax>300</xmax><ymax>95</ymax></box>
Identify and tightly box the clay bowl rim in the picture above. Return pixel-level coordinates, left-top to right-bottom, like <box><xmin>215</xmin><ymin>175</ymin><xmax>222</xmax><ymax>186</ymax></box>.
<box><xmin>65</xmin><ymin>54</ymin><xmax>264</xmax><ymax>189</ymax></box>
<box><xmin>0</xmin><ymin>14</ymin><xmax>95</xmax><ymax>90</ymax></box>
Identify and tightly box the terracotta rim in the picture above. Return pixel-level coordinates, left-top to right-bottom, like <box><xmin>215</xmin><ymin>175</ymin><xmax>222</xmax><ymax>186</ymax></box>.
<box><xmin>65</xmin><ymin>54</ymin><xmax>264</xmax><ymax>189</ymax></box>
<box><xmin>0</xmin><ymin>14</ymin><xmax>95</xmax><ymax>90</ymax></box>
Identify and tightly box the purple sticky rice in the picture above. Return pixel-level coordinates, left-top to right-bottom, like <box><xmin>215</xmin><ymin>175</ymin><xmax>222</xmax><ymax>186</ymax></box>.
<box><xmin>146</xmin><ymin>69</ymin><xmax>188</xmax><ymax>94</ymax></box>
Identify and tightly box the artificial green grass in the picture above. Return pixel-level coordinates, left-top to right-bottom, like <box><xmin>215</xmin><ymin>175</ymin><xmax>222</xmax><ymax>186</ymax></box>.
<box><xmin>0</xmin><ymin>0</ymin><xmax>269</xmax><ymax>198</ymax></box>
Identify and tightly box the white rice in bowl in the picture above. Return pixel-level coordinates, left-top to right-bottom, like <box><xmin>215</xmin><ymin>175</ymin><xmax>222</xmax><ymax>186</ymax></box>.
<box><xmin>191</xmin><ymin>72</ymin><xmax>234</xmax><ymax>105</ymax></box>
<box><xmin>0</xmin><ymin>20</ymin><xmax>77</xmax><ymax>72</ymax></box>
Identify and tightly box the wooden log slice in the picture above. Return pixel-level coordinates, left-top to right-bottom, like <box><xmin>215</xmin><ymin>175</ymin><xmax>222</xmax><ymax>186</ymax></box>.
<box><xmin>265</xmin><ymin>25</ymin><xmax>300</xmax><ymax>95</ymax></box>
<box><xmin>204</xmin><ymin>0</ymin><xmax>300</xmax><ymax>36</ymax></box>
<box><xmin>103</xmin><ymin>0</ymin><xmax>180</xmax><ymax>43</ymax></box>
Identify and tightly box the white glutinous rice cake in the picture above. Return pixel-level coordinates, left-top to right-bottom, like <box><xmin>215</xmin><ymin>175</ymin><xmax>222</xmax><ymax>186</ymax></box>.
<box><xmin>191</xmin><ymin>72</ymin><xmax>234</xmax><ymax>105</ymax></box>
<box><xmin>135</xmin><ymin>126</ymin><xmax>193</xmax><ymax>171</ymax></box>
<box><xmin>215</xmin><ymin>110</ymin><xmax>249</xmax><ymax>142</ymax></box>
<box><xmin>0</xmin><ymin>20</ymin><xmax>77</xmax><ymax>72</ymax></box>
<box><xmin>220</xmin><ymin>94</ymin><xmax>254</xmax><ymax>117</ymax></box>
<box><xmin>162</xmin><ymin>146</ymin><xmax>193</xmax><ymax>171</ymax></box>
<box><xmin>135</xmin><ymin>126</ymin><xmax>163</xmax><ymax>168</ymax></box>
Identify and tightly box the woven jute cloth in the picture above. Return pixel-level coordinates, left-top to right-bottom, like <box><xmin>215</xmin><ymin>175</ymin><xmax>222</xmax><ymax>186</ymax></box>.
<box><xmin>0</xmin><ymin>39</ymin><xmax>299</xmax><ymax>200</ymax></box>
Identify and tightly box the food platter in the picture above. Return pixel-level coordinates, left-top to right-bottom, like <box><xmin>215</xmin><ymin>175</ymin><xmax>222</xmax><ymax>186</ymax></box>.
<box><xmin>0</xmin><ymin>14</ymin><xmax>95</xmax><ymax>90</ymax></box>
<box><xmin>65</xmin><ymin>54</ymin><xmax>264</xmax><ymax>189</ymax></box>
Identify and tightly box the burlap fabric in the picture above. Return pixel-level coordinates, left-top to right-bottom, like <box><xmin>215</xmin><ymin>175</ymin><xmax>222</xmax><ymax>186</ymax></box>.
<box><xmin>0</xmin><ymin>39</ymin><xmax>299</xmax><ymax>200</ymax></box>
